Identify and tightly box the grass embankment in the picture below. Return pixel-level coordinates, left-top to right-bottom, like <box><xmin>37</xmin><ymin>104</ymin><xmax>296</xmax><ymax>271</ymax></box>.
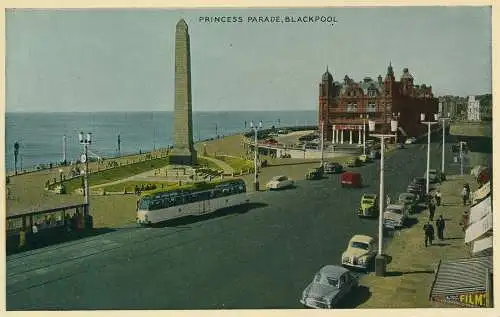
<box><xmin>60</xmin><ymin>156</ymin><xmax>224</xmax><ymax>194</ymax></box>
<box><xmin>101</xmin><ymin>181</ymin><xmax>176</xmax><ymax>193</ymax></box>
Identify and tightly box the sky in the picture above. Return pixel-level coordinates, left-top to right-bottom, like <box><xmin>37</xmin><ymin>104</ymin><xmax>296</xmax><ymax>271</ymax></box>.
<box><xmin>6</xmin><ymin>7</ymin><xmax>492</xmax><ymax>112</ymax></box>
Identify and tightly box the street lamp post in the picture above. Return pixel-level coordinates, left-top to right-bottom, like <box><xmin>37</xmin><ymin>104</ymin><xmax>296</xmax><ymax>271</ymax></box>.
<box><xmin>368</xmin><ymin>118</ymin><xmax>398</xmax><ymax>277</ymax></box>
<box><xmin>250</xmin><ymin>121</ymin><xmax>263</xmax><ymax>192</ymax></box>
<box><xmin>320</xmin><ymin>120</ymin><xmax>325</xmax><ymax>167</ymax></box>
<box><xmin>392</xmin><ymin>112</ymin><xmax>401</xmax><ymax>143</ymax></box>
<box><xmin>420</xmin><ymin>113</ymin><xmax>439</xmax><ymax>194</ymax></box>
<box><xmin>459</xmin><ymin>141</ymin><xmax>467</xmax><ymax>176</ymax></box>
<box><xmin>439</xmin><ymin>113</ymin><xmax>451</xmax><ymax>175</ymax></box>
<box><xmin>79</xmin><ymin>132</ymin><xmax>92</xmax><ymax>217</ymax></box>
<box><xmin>360</xmin><ymin>114</ymin><xmax>369</xmax><ymax>155</ymax></box>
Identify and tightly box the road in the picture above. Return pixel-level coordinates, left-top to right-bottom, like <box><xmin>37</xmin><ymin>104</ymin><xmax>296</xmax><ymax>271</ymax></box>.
<box><xmin>7</xmin><ymin>134</ymin><xmax>461</xmax><ymax>310</ymax></box>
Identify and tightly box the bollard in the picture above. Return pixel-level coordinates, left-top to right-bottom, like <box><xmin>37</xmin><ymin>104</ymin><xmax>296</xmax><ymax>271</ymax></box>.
<box><xmin>375</xmin><ymin>254</ymin><xmax>387</xmax><ymax>276</ymax></box>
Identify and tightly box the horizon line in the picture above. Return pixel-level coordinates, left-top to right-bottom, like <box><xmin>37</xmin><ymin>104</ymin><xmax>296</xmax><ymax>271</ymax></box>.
<box><xmin>5</xmin><ymin>109</ymin><xmax>317</xmax><ymax>114</ymax></box>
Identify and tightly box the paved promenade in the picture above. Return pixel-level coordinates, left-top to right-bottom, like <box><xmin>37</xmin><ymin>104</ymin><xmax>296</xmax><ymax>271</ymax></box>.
<box><xmin>359</xmin><ymin>173</ymin><xmax>477</xmax><ymax>308</ymax></box>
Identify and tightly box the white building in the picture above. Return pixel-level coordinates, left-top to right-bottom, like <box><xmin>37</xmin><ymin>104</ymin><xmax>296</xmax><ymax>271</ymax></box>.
<box><xmin>467</xmin><ymin>95</ymin><xmax>481</xmax><ymax>121</ymax></box>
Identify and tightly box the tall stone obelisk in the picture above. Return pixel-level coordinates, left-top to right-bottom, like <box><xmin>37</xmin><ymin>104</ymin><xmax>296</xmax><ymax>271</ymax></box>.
<box><xmin>170</xmin><ymin>19</ymin><xmax>197</xmax><ymax>165</ymax></box>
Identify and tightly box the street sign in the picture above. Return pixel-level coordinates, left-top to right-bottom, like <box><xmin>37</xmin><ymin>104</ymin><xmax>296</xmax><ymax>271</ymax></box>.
<box><xmin>80</xmin><ymin>154</ymin><xmax>87</xmax><ymax>163</ymax></box>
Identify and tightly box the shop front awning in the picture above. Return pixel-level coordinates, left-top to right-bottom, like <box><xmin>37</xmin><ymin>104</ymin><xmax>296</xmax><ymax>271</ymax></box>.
<box><xmin>465</xmin><ymin>212</ymin><xmax>492</xmax><ymax>244</ymax></box>
<box><xmin>429</xmin><ymin>256</ymin><xmax>493</xmax><ymax>308</ymax></box>
<box><xmin>469</xmin><ymin>196</ymin><xmax>492</xmax><ymax>224</ymax></box>
<box><xmin>473</xmin><ymin>236</ymin><xmax>493</xmax><ymax>255</ymax></box>
<box><xmin>472</xmin><ymin>182</ymin><xmax>491</xmax><ymax>205</ymax></box>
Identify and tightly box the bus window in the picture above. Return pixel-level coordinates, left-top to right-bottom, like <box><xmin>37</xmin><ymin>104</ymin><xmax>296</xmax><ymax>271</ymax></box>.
<box><xmin>138</xmin><ymin>199</ymin><xmax>151</xmax><ymax>211</ymax></box>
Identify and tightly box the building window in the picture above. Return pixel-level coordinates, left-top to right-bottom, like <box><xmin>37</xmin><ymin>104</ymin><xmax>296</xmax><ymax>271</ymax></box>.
<box><xmin>346</xmin><ymin>103</ymin><xmax>358</xmax><ymax>112</ymax></box>
<box><xmin>367</xmin><ymin>102</ymin><xmax>376</xmax><ymax>112</ymax></box>
<box><xmin>368</xmin><ymin>90</ymin><xmax>377</xmax><ymax>97</ymax></box>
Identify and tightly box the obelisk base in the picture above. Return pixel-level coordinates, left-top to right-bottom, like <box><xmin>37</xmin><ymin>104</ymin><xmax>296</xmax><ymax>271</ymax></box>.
<box><xmin>169</xmin><ymin>147</ymin><xmax>197</xmax><ymax>166</ymax></box>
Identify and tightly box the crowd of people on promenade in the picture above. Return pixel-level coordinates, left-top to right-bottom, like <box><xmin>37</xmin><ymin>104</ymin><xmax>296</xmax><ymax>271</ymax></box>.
<box><xmin>422</xmin><ymin>182</ymin><xmax>472</xmax><ymax>247</ymax></box>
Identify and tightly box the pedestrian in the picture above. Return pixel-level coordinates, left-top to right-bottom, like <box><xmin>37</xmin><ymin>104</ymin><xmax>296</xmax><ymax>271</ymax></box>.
<box><xmin>436</xmin><ymin>215</ymin><xmax>446</xmax><ymax>240</ymax></box>
<box><xmin>459</xmin><ymin>210</ymin><xmax>469</xmax><ymax>232</ymax></box>
<box><xmin>428</xmin><ymin>200</ymin><xmax>436</xmax><ymax>221</ymax></box>
<box><xmin>465</xmin><ymin>183</ymin><xmax>471</xmax><ymax>205</ymax></box>
<box><xmin>386</xmin><ymin>194</ymin><xmax>391</xmax><ymax>206</ymax></box>
<box><xmin>461</xmin><ymin>186</ymin><xmax>468</xmax><ymax>206</ymax></box>
<box><xmin>423</xmin><ymin>222</ymin><xmax>435</xmax><ymax>247</ymax></box>
<box><xmin>435</xmin><ymin>189</ymin><xmax>442</xmax><ymax>206</ymax></box>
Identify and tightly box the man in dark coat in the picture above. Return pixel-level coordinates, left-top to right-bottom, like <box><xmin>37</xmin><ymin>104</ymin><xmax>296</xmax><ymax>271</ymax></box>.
<box><xmin>436</xmin><ymin>215</ymin><xmax>446</xmax><ymax>240</ymax></box>
<box><xmin>423</xmin><ymin>222</ymin><xmax>435</xmax><ymax>247</ymax></box>
<box><xmin>428</xmin><ymin>200</ymin><xmax>436</xmax><ymax>221</ymax></box>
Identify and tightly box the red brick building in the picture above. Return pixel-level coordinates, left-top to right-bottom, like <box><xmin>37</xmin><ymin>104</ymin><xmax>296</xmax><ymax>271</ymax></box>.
<box><xmin>318</xmin><ymin>63</ymin><xmax>439</xmax><ymax>144</ymax></box>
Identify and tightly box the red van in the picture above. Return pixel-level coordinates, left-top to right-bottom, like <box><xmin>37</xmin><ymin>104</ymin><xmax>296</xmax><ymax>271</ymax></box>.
<box><xmin>341</xmin><ymin>171</ymin><xmax>362</xmax><ymax>188</ymax></box>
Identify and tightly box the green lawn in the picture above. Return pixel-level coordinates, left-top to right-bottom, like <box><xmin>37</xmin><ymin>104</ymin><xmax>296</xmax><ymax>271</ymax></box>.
<box><xmin>216</xmin><ymin>155</ymin><xmax>253</xmax><ymax>172</ymax></box>
<box><xmin>56</xmin><ymin>157</ymin><xmax>171</xmax><ymax>193</ymax></box>
<box><xmin>197</xmin><ymin>157</ymin><xmax>220</xmax><ymax>170</ymax></box>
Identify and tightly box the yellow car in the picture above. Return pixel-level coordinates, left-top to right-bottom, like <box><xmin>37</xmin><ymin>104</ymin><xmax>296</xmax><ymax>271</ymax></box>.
<box><xmin>341</xmin><ymin>235</ymin><xmax>377</xmax><ymax>271</ymax></box>
<box><xmin>358</xmin><ymin>194</ymin><xmax>379</xmax><ymax>217</ymax></box>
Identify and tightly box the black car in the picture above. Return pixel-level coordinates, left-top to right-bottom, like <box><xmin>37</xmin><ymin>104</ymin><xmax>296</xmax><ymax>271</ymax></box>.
<box><xmin>412</xmin><ymin>177</ymin><xmax>426</xmax><ymax>186</ymax></box>
<box><xmin>324</xmin><ymin>162</ymin><xmax>343</xmax><ymax>174</ymax></box>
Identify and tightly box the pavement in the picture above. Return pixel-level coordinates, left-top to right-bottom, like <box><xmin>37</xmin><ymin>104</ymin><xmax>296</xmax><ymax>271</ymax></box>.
<box><xmin>358</xmin><ymin>173</ymin><xmax>477</xmax><ymax>308</ymax></box>
<box><xmin>6</xmin><ymin>132</ymin><xmax>459</xmax><ymax>310</ymax></box>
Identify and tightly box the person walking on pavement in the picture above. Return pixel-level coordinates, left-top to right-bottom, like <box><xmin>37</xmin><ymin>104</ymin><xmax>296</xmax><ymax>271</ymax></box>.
<box><xmin>465</xmin><ymin>183</ymin><xmax>471</xmax><ymax>205</ymax></box>
<box><xmin>461</xmin><ymin>186</ymin><xmax>468</xmax><ymax>206</ymax></box>
<box><xmin>435</xmin><ymin>189</ymin><xmax>442</xmax><ymax>206</ymax></box>
<box><xmin>428</xmin><ymin>199</ymin><xmax>436</xmax><ymax>221</ymax></box>
<box><xmin>423</xmin><ymin>222</ymin><xmax>435</xmax><ymax>247</ymax></box>
<box><xmin>386</xmin><ymin>194</ymin><xmax>391</xmax><ymax>206</ymax></box>
<box><xmin>436</xmin><ymin>215</ymin><xmax>446</xmax><ymax>240</ymax></box>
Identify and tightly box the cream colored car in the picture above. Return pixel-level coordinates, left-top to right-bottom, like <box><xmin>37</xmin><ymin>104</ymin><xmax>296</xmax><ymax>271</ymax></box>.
<box><xmin>341</xmin><ymin>235</ymin><xmax>377</xmax><ymax>271</ymax></box>
<box><xmin>265</xmin><ymin>175</ymin><xmax>294</xmax><ymax>190</ymax></box>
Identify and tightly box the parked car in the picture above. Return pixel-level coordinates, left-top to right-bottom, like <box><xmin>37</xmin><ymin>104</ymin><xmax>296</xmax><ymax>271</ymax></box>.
<box><xmin>368</xmin><ymin>150</ymin><xmax>381</xmax><ymax>160</ymax></box>
<box><xmin>412</xmin><ymin>177</ymin><xmax>427</xmax><ymax>187</ymax></box>
<box><xmin>406</xmin><ymin>185</ymin><xmax>424</xmax><ymax>202</ymax></box>
<box><xmin>398</xmin><ymin>192</ymin><xmax>419</xmax><ymax>214</ymax></box>
<box><xmin>266</xmin><ymin>175</ymin><xmax>294</xmax><ymax>190</ymax></box>
<box><xmin>306</xmin><ymin>167</ymin><xmax>323</xmax><ymax>180</ymax></box>
<box><xmin>341</xmin><ymin>172</ymin><xmax>362</xmax><ymax>188</ymax></box>
<box><xmin>341</xmin><ymin>235</ymin><xmax>377</xmax><ymax>271</ymax></box>
<box><xmin>404</xmin><ymin>137</ymin><xmax>417</xmax><ymax>144</ymax></box>
<box><xmin>300</xmin><ymin>265</ymin><xmax>359</xmax><ymax>309</ymax></box>
<box><xmin>396</xmin><ymin>143</ymin><xmax>405</xmax><ymax>149</ymax></box>
<box><xmin>427</xmin><ymin>169</ymin><xmax>445</xmax><ymax>183</ymax></box>
<box><xmin>346</xmin><ymin>157</ymin><xmax>362</xmax><ymax>167</ymax></box>
<box><xmin>383</xmin><ymin>204</ymin><xmax>408</xmax><ymax>229</ymax></box>
<box><xmin>358</xmin><ymin>194</ymin><xmax>379</xmax><ymax>217</ymax></box>
<box><xmin>324</xmin><ymin>162</ymin><xmax>343</xmax><ymax>174</ymax></box>
<box><xmin>358</xmin><ymin>154</ymin><xmax>371</xmax><ymax>163</ymax></box>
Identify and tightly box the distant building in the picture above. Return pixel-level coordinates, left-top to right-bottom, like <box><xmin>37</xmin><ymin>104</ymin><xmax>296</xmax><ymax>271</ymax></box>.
<box><xmin>467</xmin><ymin>96</ymin><xmax>481</xmax><ymax>121</ymax></box>
<box><xmin>318</xmin><ymin>63</ymin><xmax>439</xmax><ymax>144</ymax></box>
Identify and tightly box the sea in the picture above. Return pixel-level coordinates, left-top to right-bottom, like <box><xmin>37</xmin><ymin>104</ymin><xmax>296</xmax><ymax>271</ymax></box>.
<box><xmin>5</xmin><ymin>111</ymin><xmax>317</xmax><ymax>172</ymax></box>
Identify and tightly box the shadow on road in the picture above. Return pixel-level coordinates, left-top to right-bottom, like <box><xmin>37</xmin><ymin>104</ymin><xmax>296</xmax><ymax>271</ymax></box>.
<box><xmin>338</xmin><ymin>286</ymin><xmax>372</xmax><ymax>308</ymax></box>
<box><xmin>432</xmin><ymin>242</ymin><xmax>451</xmax><ymax>247</ymax></box>
<box><xmin>267</xmin><ymin>161</ymin><xmax>321</xmax><ymax>167</ymax></box>
<box><xmin>152</xmin><ymin>202</ymin><xmax>268</xmax><ymax>228</ymax></box>
<box><xmin>7</xmin><ymin>227</ymin><xmax>117</xmax><ymax>256</ymax></box>
<box><xmin>384</xmin><ymin>269</ymin><xmax>434</xmax><ymax>277</ymax></box>
<box><xmin>266</xmin><ymin>185</ymin><xmax>298</xmax><ymax>191</ymax></box>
